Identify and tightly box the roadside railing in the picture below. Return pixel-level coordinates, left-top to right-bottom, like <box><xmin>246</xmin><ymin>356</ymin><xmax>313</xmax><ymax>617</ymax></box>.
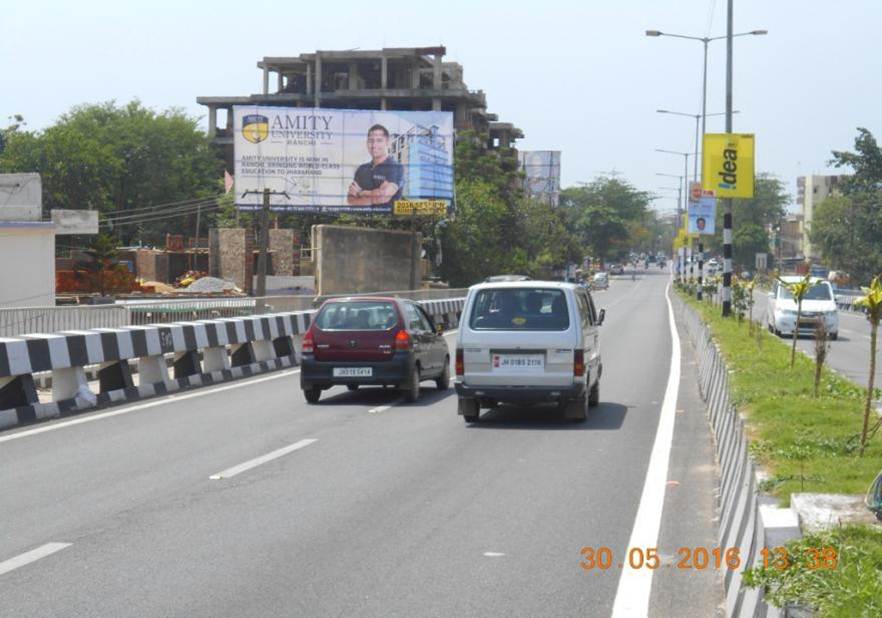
<box><xmin>0</xmin><ymin>305</ymin><xmax>128</xmax><ymax>337</ymax></box>
<box><xmin>0</xmin><ymin>288</ymin><xmax>469</xmax><ymax>336</ymax></box>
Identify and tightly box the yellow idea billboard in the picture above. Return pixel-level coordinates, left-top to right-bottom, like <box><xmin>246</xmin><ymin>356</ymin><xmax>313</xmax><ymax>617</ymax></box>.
<box><xmin>702</xmin><ymin>133</ymin><xmax>755</xmax><ymax>198</ymax></box>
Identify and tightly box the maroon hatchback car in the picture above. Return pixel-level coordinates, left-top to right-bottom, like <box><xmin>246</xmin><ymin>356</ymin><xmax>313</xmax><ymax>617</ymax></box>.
<box><xmin>300</xmin><ymin>297</ymin><xmax>451</xmax><ymax>403</ymax></box>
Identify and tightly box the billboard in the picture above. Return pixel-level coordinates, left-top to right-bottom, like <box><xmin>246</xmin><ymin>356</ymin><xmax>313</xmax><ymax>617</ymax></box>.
<box><xmin>702</xmin><ymin>133</ymin><xmax>755</xmax><ymax>198</ymax></box>
<box><xmin>687</xmin><ymin>191</ymin><xmax>717</xmax><ymax>235</ymax></box>
<box><xmin>518</xmin><ymin>151</ymin><xmax>561</xmax><ymax>206</ymax></box>
<box><xmin>234</xmin><ymin>106</ymin><xmax>454</xmax><ymax>215</ymax></box>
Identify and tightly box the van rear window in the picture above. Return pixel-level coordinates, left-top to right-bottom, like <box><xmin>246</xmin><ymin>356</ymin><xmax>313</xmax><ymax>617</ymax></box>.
<box><xmin>469</xmin><ymin>288</ymin><xmax>569</xmax><ymax>331</ymax></box>
<box><xmin>316</xmin><ymin>301</ymin><xmax>398</xmax><ymax>331</ymax></box>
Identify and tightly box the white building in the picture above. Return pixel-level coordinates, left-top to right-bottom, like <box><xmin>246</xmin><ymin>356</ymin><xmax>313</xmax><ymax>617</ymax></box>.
<box><xmin>0</xmin><ymin>174</ymin><xmax>55</xmax><ymax>307</ymax></box>
<box><xmin>797</xmin><ymin>175</ymin><xmax>845</xmax><ymax>261</ymax></box>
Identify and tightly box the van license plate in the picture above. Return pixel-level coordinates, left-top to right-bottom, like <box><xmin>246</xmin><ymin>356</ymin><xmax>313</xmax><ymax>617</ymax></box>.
<box><xmin>333</xmin><ymin>367</ymin><xmax>372</xmax><ymax>377</ymax></box>
<box><xmin>492</xmin><ymin>354</ymin><xmax>544</xmax><ymax>371</ymax></box>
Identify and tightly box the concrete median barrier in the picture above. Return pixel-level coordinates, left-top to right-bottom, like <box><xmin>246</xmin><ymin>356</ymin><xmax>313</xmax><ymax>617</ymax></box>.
<box><xmin>676</xmin><ymin>295</ymin><xmax>804</xmax><ymax>618</ymax></box>
<box><xmin>0</xmin><ymin>298</ymin><xmax>464</xmax><ymax>431</ymax></box>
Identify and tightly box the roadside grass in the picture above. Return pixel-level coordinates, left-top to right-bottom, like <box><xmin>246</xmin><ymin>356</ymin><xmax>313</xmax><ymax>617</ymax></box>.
<box><xmin>680</xmin><ymin>292</ymin><xmax>882</xmax><ymax>504</ymax></box>
<box><xmin>742</xmin><ymin>525</ymin><xmax>882</xmax><ymax>618</ymax></box>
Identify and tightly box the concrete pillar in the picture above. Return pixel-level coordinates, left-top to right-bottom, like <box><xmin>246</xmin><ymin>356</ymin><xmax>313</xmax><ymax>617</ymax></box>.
<box><xmin>380</xmin><ymin>55</ymin><xmax>387</xmax><ymax>89</ymax></box>
<box><xmin>348</xmin><ymin>61</ymin><xmax>358</xmax><ymax>90</ymax></box>
<box><xmin>433</xmin><ymin>54</ymin><xmax>442</xmax><ymax>89</ymax></box>
<box><xmin>381</xmin><ymin>98</ymin><xmax>387</xmax><ymax>110</ymax></box>
<box><xmin>225</xmin><ymin>107</ymin><xmax>234</xmax><ymax>131</ymax></box>
<box><xmin>262</xmin><ymin>66</ymin><xmax>269</xmax><ymax>95</ymax></box>
<box><xmin>432</xmin><ymin>98</ymin><xmax>441</xmax><ymax>111</ymax></box>
<box><xmin>314</xmin><ymin>54</ymin><xmax>322</xmax><ymax>107</ymax></box>
<box><xmin>207</xmin><ymin>106</ymin><xmax>217</xmax><ymax>138</ymax></box>
<box><xmin>202</xmin><ymin>347</ymin><xmax>231</xmax><ymax>373</ymax></box>
<box><xmin>306</xmin><ymin>63</ymin><xmax>312</xmax><ymax>95</ymax></box>
<box><xmin>250</xmin><ymin>340</ymin><xmax>276</xmax><ymax>363</ymax></box>
<box><xmin>277</xmin><ymin>71</ymin><xmax>284</xmax><ymax>92</ymax></box>
<box><xmin>410</xmin><ymin>60</ymin><xmax>420</xmax><ymax>88</ymax></box>
<box><xmin>138</xmin><ymin>355</ymin><xmax>172</xmax><ymax>388</ymax></box>
<box><xmin>51</xmin><ymin>366</ymin><xmax>89</xmax><ymax>401</ymax></box>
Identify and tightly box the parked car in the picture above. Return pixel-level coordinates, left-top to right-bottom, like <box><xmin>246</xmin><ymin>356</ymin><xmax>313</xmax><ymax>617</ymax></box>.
<box><xmin>592</xmin><ymin>272</ymin><xmax>609</xmax><ymax>289</ymax></box>
<box><xmin>455</xmin><ymin>281</ymin><xmax>604</xmax><ymax>423</ymax></box>
<box><xmin>300</xmin><ymin>296</ymin><xmax>450</xmax><ymax>403</ymax></box>
<box><xmin>766</xmin><ymin>277</ymin><xmax>839</xmax><ymax>340</ymax></box>
<box><xmin>608</xmin><ymin>264</ymin><xmax>625</xmax><ymax>276</ymax></box>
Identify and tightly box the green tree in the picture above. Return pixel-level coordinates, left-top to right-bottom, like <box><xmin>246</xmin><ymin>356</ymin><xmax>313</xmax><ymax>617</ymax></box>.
<box><xmin>811</xmin><ymin>128</ymin><xmax>882</xmax><ymax>285</ymax></box>
<box><xmin>560</xmin><ymin>178</ymin><xmax>651</xmax><ymax>262</ymax></box>
<box><xmin>855</xmin><ymin>276</ymin><xmax>882</xmax><ymax>456</ymax></box>
<box><xmin>0</xmin><ymin>101</ymin><xmax>223</xmax><ymax>245</ymax></box>
<box><xmin>705</xmin><ymin>174</ymin><xmax>788</xmax><ymax>268</ymax></box>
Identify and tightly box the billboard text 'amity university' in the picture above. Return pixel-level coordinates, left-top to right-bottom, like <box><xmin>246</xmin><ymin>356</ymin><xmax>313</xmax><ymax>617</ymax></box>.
<box><xmin>234</xmin><ymin>106</ymin><xmax>454</xmax><ymax>215</ymax></box>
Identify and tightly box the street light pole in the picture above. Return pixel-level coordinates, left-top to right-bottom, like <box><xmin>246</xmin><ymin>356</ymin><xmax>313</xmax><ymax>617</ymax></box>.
<box><xmin>722</xmin><ymin>0</ymin><xmax>735</xmax><ymax>316</ymax></box>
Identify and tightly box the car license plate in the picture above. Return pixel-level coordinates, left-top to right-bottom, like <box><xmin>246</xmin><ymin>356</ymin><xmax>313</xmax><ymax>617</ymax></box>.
<box><xmin>492</xmin><ymin>354</ymin><xmax>544</xmax><ymax>371</ymax></box>
<box><xmin>333</xmin><ymin>367</ymin><xmax>372</xmax><ymax>377</ymax></box>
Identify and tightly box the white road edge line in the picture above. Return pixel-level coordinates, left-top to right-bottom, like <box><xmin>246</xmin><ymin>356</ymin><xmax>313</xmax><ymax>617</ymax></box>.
<box><xmin>0</xmin><ymin>542</ymin><xmax>72</xmax><ymax>577</ymax></box>
<box><xmin>209</xmin><ymin>438</ymin><xmax>317</xmax><ymax>480</ymax></box>
<box><xmin>0</xmin><ymin>368</ymin><xmax>301</xmax><ymax>444</ymax></box>
<box><xmin>610</xmin><ymin>279</ymin><xmax>681</xmax><ymax>618</ymax></box>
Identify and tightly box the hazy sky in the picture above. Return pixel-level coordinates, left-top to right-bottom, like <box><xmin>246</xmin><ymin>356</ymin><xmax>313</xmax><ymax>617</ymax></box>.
<box><xmin>4</xmin><ymin>0</ymin><xmax>881</xmax><ymax>215</ymax></box>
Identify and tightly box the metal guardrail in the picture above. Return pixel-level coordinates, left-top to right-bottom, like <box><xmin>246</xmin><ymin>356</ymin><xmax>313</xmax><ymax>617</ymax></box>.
<box><xmin>0</xmin><ymin>288</ymin><xmax>469</xmax><ymax>336</ymax></box>
<box><xmin>0</xmin><ymin>305</ymin><xmax>129</xmax><ymax>337</ymax></box>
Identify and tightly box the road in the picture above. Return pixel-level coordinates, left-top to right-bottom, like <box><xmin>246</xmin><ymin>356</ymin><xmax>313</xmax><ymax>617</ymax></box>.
<box><xmin>752</xmin><ymin>291</ymin><xmax>881</xmax><ymax>387</ymax></box>
<box><xmin>0</xmin><ymin>270</ymin><xmax>722</xmax><ymax>618</ymax></box>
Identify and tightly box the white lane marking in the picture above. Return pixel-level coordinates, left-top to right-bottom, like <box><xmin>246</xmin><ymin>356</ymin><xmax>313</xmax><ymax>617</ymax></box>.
<box><xmin>611</xmin><ymin>280</ymin><xmax>681</xmax><ymax>618</ymax></box>
<box><xmin>483</xmin><ymin>552</ymin><xmax>505</xmax><ymax>557</ymax></box>
<box><xmin>0</xmin><ymin>369</ymin><xmax>301</xmax><ymax>444</ymax></box>
<box><xmin>363</xmin><ymin>329</ymin><xmax>457</xmax><ymax>415</ymax></box>
<box><xmin>209</xmin><ymin>438</ymin><xmax>317</xmax><ymax>480</ymax></box>
<box><xmin>368</xmin><ymin>399</ymin><xmax>403</xmax><ymax>414</ymax></box>
<box><xmin>0</xmin><ymin>542</ymin><xmax>72</xmax><ymax>576</ymax></box>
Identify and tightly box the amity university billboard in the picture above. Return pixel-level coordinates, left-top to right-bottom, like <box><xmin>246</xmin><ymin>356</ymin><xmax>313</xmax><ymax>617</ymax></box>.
<box><xmin>234</xmin><ymin>106</ymin><xmax>454</xmax><ymax>215</ymax></box>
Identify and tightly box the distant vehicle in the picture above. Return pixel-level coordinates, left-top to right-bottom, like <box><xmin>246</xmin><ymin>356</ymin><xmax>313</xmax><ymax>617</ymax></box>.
<box><xmin>766</xmin><ymin>277</ymin><xmax>839</xmax><ymax>340</ymax></box>
<box><xmin>647</xmin><ymin>255</ymin><xmax>656</xmax><ymax>263</ymax></box>
<box><xmin>608</xmin><ymin>264</ymin><xmax>625</xmax><ymax>276</ymax></box>
<box><xmin>455</xmin><ymin>281</ymin><xmax>605</xmax><ymax>423</ymax></box>
<box><xmin>706</xmin><ymin>258</ymin><xmax>721</xmax><ymax>270</ymax></box>
<box><xmin>484</xmin><ymin>274</ymin><xmax>531</xmax><ymax>283</ymax></box>
<box><xmin>592</xmin><ymin>272</ymin><xmax>610</xmax><ymax>289</ymax></box>
<box><xmin>300</xmin><ymin>296</ymin><xmax>451</xmax><ymax>403</ymax></box>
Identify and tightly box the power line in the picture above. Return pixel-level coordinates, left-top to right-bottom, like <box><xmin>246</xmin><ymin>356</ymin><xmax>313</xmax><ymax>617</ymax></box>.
<box><xmin>100</xmin><ymin>194</ymin><xmax>223</xmax><ymax>216</ymax></box>
<box><xmin>99</xmin><ymin>202</ymin><xmax>223</xmax><ymax>228</ymax></box>
<box><xmin>100</xmin><ymin>199</ymin><xmax>219</xmax><ymax>225</ymax></box>
<box><xmin>101</xmin><ymin>197</ymin><xmax>220</xmax><ymax>223</ymax></box>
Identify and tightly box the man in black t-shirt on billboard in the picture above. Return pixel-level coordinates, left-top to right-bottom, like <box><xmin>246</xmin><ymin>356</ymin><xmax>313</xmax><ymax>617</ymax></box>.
<box><xmin>347</xmin><ymin>124</ymin><xmax>404</xmax><ymax>208</ymax></box>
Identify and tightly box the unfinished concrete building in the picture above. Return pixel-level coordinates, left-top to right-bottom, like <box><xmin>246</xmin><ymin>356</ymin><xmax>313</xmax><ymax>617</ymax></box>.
<box><xmin>197</xmin><ymin>46</ymin><xmax>522</xmax><ymax>167</ymax></box>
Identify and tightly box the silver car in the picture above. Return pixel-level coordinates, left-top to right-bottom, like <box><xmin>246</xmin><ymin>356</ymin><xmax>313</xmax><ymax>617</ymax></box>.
<box><xmin>454</xmin><ymin>281</ymin><xmax>604</xmax><ymax>423</ymax></box>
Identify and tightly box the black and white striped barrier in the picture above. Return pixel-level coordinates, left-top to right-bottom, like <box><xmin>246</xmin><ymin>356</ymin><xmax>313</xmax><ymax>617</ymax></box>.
<box><xmin>0</xmin><ymin>298</ymin><xmax>464</xmax><ymax>431</ymax></box>
<box><xmin>677</xmin><ymin>296</ymin><xmax>804</xmax><ymax>618</ymax></box>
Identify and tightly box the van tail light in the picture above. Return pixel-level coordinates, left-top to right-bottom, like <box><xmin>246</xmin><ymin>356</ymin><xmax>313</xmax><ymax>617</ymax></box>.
<box><xmin>395</xmin><ymin>329</ymin><xmax>412</xmax><ymax>351</ymax></box>
<box><xmin>574</xmin><ymin>349</ymin><xmax>585</xmax><ymax>377</ymax></box>
<box><xmin>455</xmin><ymin>348</ymin><xmax>464</xmax><ymax>376</ymax></box>
<box><xmin>302</xmin><ymin>328</ymin><xmax>315</xmax><ymax>355</ymax></box>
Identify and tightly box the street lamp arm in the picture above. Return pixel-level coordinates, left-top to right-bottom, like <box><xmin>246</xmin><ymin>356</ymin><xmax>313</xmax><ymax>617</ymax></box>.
<box><xmin>646</xmin><ymin>31</ymin><xmax>708</xmax><ymax>42</ymax></box>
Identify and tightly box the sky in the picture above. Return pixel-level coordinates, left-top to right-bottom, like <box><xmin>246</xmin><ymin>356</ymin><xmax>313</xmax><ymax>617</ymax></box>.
<box><xmin>4</xmin><ymin>0</ymin><xmax>881</xmax><ymax>216</ymax></box>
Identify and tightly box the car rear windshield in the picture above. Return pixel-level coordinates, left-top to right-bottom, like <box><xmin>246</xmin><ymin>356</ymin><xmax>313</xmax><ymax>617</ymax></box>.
<box><xmin>778</xmin><ymin>284</ymin><xmax>833</xmax><ymax>301</ymax></box>
<box><xmin>469</xmin><ymin>288</ymin><xmax>570</xmax><ymax>331</ymax></box>
<box><xmin>315</xmin><ymin>301</ymin><xmax>398</xmax><ymax>331</ymax></box>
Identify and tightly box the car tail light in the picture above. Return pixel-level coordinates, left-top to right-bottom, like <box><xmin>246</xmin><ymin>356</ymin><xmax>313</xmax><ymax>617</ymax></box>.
<box><xmin>574</xmin><ymin>349</ymin><xmax>585</xmax><ymax>377</ymax></box>
<box><xmin>302</xmin><ymin>328</ymin><xmax>315</xmax><ymax>355</ymax></box>
<box><xmin>455</xmin><ymin>348</ymin><xmax>464</xmax><ymax>376</ymax></box>
<box><xmin>395</xmin><ymin>329</ymin><xmax>412</xmax><ymax>351</ymax></box>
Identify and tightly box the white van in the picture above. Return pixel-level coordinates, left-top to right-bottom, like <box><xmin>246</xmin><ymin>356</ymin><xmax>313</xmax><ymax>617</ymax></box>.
<box><xmin>454</xmin><ymin>281</ymin><xmax>604</xmax><ymax>423</ymax></box>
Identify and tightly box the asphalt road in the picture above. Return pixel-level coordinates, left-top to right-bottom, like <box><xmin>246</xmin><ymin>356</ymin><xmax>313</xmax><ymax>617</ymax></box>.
<box><xmin>0</xmin><ymin>270</ymin><xmax>722</xmax><ymax>618</ymax></box>
<box><xmin>752</xmin><ymin>291</ymin><xmax>881</xmax><ymax>387</ymax></box>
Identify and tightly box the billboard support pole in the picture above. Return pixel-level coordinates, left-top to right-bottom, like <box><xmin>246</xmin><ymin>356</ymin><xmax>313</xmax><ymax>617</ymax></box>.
<box><xmin>256</xmin><ymin>188</ymin><xmax>270</xmax><ymax>299</ymax></box>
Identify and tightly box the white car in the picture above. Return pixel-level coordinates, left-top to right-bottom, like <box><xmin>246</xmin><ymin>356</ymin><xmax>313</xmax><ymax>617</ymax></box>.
<box><xmin>592</xmin><ymin>272</ymin><xmax>609</xmax><ymax>289</ymax></box>
<box><xmin>766</xmin><ymin>277</ymin><xmax>839</xmax><ymax>340</ymax></box>
<box><xmin>455</xmin><ymin>281</ymin><xmax>604</xmax><ymax>423</ymax></box>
